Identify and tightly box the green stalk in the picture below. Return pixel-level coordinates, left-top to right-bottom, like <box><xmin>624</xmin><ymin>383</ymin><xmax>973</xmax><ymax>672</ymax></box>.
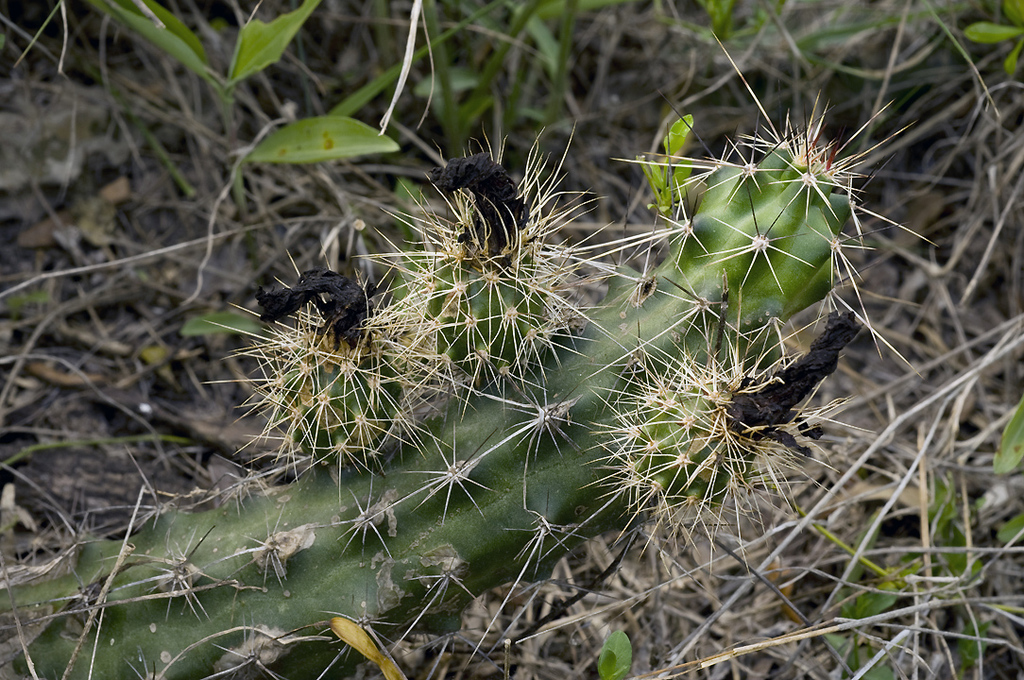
<box><xmin>544</xmin><ymin>0</ymin><xmax>578</xmax><ymax>125</ymax></box>
<box><xmin>423</xmin><ymin>0</ymin><xmax>462</xmax><ymax>153</ymax></box>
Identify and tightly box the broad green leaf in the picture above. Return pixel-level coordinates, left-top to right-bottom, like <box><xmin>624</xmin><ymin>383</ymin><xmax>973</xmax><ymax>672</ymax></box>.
<box><xmin>1006</xmin><ymin>0</ymin><xmax>1024</xmax><ymax>28</ymax></box>
<box><xmin>997</xmin><ymin>513</ymin><xmax>1024</xmax><ymax>544</ymax></box>
<box><xmin>181</xmin><ymin>311</ymin><xmax>265</xmax><ymax>337</ymax></box>
<box><xmin>665</xmin><ymin>114</ymin><xmax>694</xmax><ymax>187</ymax></box>
<box><xmin>964</xmin><ymin>21</ymin><xmax>1024</xmax><ymax>43</ymax></box>
<box><xmin>229</xmin><ymin>0</ymin><xmax>322</xmax><ymax>84</ymax></box>
<box><xmin>244</xmin><ymin>116</ymin><xmax>398</xmax><ymax>164</ymax></box>
<box><xmin>860</xmin><ymin>664</ymin><xmax>895</xmax><ymax>680</ymax></box>
<box><xmin>665</xmin><ymin>115</ymin><xmax>694</xmax><ymax>156</ymax></box>
<box><xmin>958</xmin><ymin>619</ymin><xmax>991</xmax><ymax>667</ymax></box>
<box><xmin>995</xmin><ymin>391</ymin><xmax>1024</xmax><ymax>473</ymax></box>
<box><xmin>1004</xmin><ymin>36</ymin><xmax>1024</xmax><ymax>73</ymax></box>
<box><xmin>597</xmin><ymin>630</ymin><xmax>632</xmax><ymax>680</ymax></box>
<box><xmin>85</xmin><ymin>0</ymin><xmax>209</xmax><ymax>79</ymax></box>
<box><xmin>824</xmin><ymin>634</ymin><xmax>850</xmax><ymax>654</ymax></box>
<box><xmin>846</xmin><ymin>591</ymin><xmax>899</xmax><ymax>620</ymax></box>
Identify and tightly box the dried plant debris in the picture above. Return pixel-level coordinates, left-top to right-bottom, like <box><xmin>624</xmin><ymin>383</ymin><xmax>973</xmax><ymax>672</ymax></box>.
<box><xmin>430</xmin><ymin>153</ymin><xmax>528</xmax><ymax>258</ymax></box>
<box><xmin>256</xmin><ymin>268</ymin><xmax>370</xmax><ymax>347</ymax></box>
<box><xmin>727</xmin><ymin>312</ymin><xmax>861</xmax><ymax>454</ymax></box>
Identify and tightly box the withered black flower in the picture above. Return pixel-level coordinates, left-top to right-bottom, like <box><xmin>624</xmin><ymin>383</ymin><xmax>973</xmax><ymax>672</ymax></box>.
<box><xmin>256</xmin><ymin>268</ymin><xmax>370</xmax><ymax>347</ymax></box>
<box><xmin>429</xmin><ymin>153</ymin><xmax>528</xmax><ymax>259</ymax></box>
<box><xmin>726</xmin><ymin>312</ymin><xmax>861</xmax><ymax>454</ymax></box>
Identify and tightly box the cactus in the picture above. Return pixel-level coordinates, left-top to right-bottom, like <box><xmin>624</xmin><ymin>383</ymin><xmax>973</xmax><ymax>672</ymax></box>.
<box><xmin>2</xmin><ymin>116</ymin><xmax>869</xmax><ymax>679</ymax></box>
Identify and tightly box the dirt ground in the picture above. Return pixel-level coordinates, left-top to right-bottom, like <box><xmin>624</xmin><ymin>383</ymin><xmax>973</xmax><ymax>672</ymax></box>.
<box><xmin>2</xmin><ymin>1</ymin><xmax>1024</xmax><ymax>678</ymax></box>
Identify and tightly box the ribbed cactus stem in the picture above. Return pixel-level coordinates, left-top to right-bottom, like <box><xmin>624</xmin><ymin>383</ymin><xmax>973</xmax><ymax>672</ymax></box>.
<box><xmin>4</xmin><ymin>134</ymin><xmax>862</xmax><ymax>679</ymax></box>
<box><xmin>673</xmin><ymin>155</ymin><xmax>850</xmax><ymax>321</ymax></box>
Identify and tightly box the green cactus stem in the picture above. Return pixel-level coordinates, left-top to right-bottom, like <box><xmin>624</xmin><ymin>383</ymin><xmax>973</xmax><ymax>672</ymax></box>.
<box><xmin>2</xmin><ymin>124</ymin><xmax>867</xmax><ymax>679</ymax></box>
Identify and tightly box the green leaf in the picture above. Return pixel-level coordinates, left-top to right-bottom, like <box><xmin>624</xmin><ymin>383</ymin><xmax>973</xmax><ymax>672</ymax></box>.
<box><xmin>642</xmin><ymin>114</ymin><xmax>696</xmax><ymax>215</ymax></box>
<box><xmin>859</xmin><ymin>664</ymin><xmax>895</xmax><ymax>680</ymax></box>
<box><xmin>700</xmin><ymin>0</ymin><xmax>738</xmax><ymax>38</ymax></box>
<box><xmin>929</xmin><ymin>477</ymin><xmax>958</xmax><ymax>530</ymax></box>
<box><xmin>846</xmin><ymin>591</ymin><xmax>899</xmax><ymax>620</ymax></box>
<box><xmin>413</xmin><ymin>68</ymin><xmax>479</xmax><ymax>98</ymax></box>
<box><xmin>229</xmin><ymin>0</ymin><xmax>322</xmax><ymax>85</ymax></box>
<box><xmin>995</xmin><ymin>391</ymin><xmax>1024</xmax><ymax>473</ymax></box>
<box><xmin>958</xmin><ymin>619</ymin><xmax>991</xmax><ymax>667</ymax></box>
<box><xmin>824</xmin><ymin>633</ymin><xmax>851</xmax><ymax>654</ymax></box>
<box><xmin>329</xmin><ymin>0</ymin><xmax>504</xmax><ymax>119</ymax></box>
<box><xmin>840</xmin><ymin>632</ymin><xmax>896</xmax><ymax>680</ymax></box>
<box><xmin>597</xmin><ymin>630</ymin><xmax>632</xmax><ymax>680</ymax></box>
<box><xmin>6</xmin><ymin>290</ymin><xmax>50</xmax><ymax>321</ymax></box>
<box><xmin>394</xmin><ymin>176</ymin><xmax>422</xmax><ymax>203</ymax></box>
<box><xmin>525</xmin><ymin>14</ymin><xmax>560</xmax><ymax>78</ymax></box>
<box><xmin>997</xmin><ymin>513</ymin><xmax>1024</xmax><ymax>544</ymax></box>
<box><xmin>535</xmin><ymin>0</ymin><xmax>635</xmax><ymax>19</ymax></box>
<box><xmin>665</xmin><ymin>115</ymin><xmax>694</xmax><ymax>156</ymax></box>
<box><xmin>180</xmin><ymin>311</ymin><xmax>265</xmax><ymax>337</ymax></box>
<box><xmin>1004</xmin><ymin>36</ymin><xmax>1024</xmax><ymax>74</ymax></box>
<box><xmin>1005</xmin><ymin>0</ymin><xmax>1024</xmax><ymax>28</ymax></box>
<box><xmin>85</xmin><ymin>0</ymin><xmax>209</xmax><ymax>80</ymax></box>
<box><xmin>641</xmin><ymin>158</ymin><xmax>666</xmax><ymax>197</ymax></box>
<box><xmin>665</xmin><ymin>114</ymin><xmax>694</xmax><ymax>188</ymax></box>
<box><xmin>244</xmin><ymin>116</ymin><xmax>398</xmax><ymax>164</ymax></box>
<box><xmin>964</xmin><ymin>21</ymin><xmax>1024</xmax><ymax>43</ymax></box>
<box><xmin>392</xmin><ymin>177</ymin><xmax>425</xmax><ymax>247</ymax></box>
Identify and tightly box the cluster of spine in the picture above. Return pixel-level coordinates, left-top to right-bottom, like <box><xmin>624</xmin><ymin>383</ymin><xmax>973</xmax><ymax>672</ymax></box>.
<box><xmin>2</xmin><ymin>118</ymin><xmax>870</xmax><ymax>679</ymax></box>
<box><xmin>249</xmin><ymin>148</ymin><xmax>586</xmax><ymax>469</ymax></box>
<box><xmin>370</xmin><ymin>152</ymin><xmax>584</xmax><ymax>391</ymax></box>
<box><xmin>609</xmin><ymin>331</ymin><xmax>763</xmax><ymax>525</ymax></box>
<box><xmin>251</xmin><ymin>311</ymin><xmax>406</xmax><ymax>466</ymax></box>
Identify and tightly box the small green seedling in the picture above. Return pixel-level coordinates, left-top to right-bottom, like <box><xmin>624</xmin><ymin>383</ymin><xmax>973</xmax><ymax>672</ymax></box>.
<box><xmin>994</xmin><ymin>390</ymin><xmax>1024</xmax><ymax>473</ymax></box>
<box><xmin>641</xmin><ymin>115</ymin><xmax>694</xmax><ymax>216</ymax></box>
<box><xmin>695</xmin><ymin>0</ymin><xmax>739</xmax><ymax>39</ymax></box>
<box><xmin>598</xmin><ymin>630</ymin><xmax>632</xmax><ymax>680</ymax></box>
<box><xmin>965</xmin><ymin>0</ymin><xmax>1024</xmax><ymax>75</ymax></box>
<box><xmin>928</xmin><ymin>477</ymin><xmax>981</xmax><ymax>579</ymax></box>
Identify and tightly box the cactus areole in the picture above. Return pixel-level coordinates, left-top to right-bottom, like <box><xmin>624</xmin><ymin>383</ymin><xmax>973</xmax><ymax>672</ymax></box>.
<box><xmin>4</xmin><ymin>132</ymin><xmax>866</xmax><ymax>679</ymax></box>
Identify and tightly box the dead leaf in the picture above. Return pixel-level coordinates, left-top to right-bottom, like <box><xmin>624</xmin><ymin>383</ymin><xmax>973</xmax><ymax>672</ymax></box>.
<box><xmin>330</xmin><ymin>617</ymin><xmax>408</xmax><ymax>680</ymax></box>
<box><xmin>25</xmin><ymin>361</ymin><xmax>106</xmax><ymax>387</ymax></box>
